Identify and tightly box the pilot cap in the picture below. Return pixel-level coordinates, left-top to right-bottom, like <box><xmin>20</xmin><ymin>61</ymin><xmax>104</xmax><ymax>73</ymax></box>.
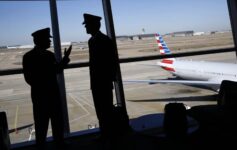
<box><xmin>82</xmin><ymin>13</ymin><xmax>101</xmax><ymax>25</ymax></box>
<box><xmin>31</xmin><ymin>28</ymin><xmax>52</xmax><ymax>39</ymax></box>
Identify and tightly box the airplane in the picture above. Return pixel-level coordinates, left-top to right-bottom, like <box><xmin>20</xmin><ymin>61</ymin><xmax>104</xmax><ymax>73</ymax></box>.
<box><xmin>126</xmin><ymin>33</ymin><xmax>237</xmax><ymax>91</ymax></box>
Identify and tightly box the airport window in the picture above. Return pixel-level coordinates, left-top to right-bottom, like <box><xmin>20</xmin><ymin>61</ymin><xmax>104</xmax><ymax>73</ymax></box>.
<box><xmin>0</xmin><ymin>0</ymin><xmax>106</xmax><ymax>144</ymax></box>
<box><xmin>56</xmin><ymin>0</ymin><xmax>105</xmax><ymax>133</ymax></box>
<box><xmin>0</xmin><ymin>1</ymin><xmax>54</xmax><ymax>144</ymax></box>
<box><xmin>56</xmin><ymin>0</ymin><xmax>106</xmax><ymax>64</ymax></box>
<box><xmin>111</xmin><ymin>0</ymin><xmax>235</xmax><ymax>118</ymax></box>
<box><xmin>0</xmin><ymin>0</ymin><xmax>237</xmax><ymax>147</ymax></box>
<box><xmin>0</xmin><ymin>1</ymin><xmax>52</xmax><ymax>70</ymax></box>
<box><xmin>111</xmin><ymin>0</ymin><xmax>234</xmax><ymax>59</ymax></box>
<box><xmin>0</xmin><ymin>0</ymin><xmax>123</xmax><ymax>145</ymax></box>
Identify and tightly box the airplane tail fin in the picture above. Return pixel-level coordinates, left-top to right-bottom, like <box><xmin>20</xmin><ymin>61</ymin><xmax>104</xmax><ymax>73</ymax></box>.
<box><xmin>155</xmin><ymin>33</ymin><xmax>171</xmax><ymax>55</ymax></box>
<box><xmin>156</xmin><ymin>33</ymin><xmax>175</xmax><ymax>71</ymax></box>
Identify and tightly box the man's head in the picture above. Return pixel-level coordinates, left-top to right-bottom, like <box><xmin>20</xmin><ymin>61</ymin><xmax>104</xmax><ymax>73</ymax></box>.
<box><xmin>82</xmin><ymin>13</ymin><xmax>101</xmax><ymax>35</ymax></box>
<box><xmin>164</xmin><ymin>103</ymin><xmax>187</xmax><ymax>138</ymax></box>
<box><xmin>32</xmin><ymin>28</ymin><xmax>52</xmax><ymax>49</ymax></box>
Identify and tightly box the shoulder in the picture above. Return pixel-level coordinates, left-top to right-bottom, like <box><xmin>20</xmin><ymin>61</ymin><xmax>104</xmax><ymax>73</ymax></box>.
<box><xmin>23</xmin><ymin>49</ymin><xmax>34</xmax><ymax>59</ymax></box>
<box><xmin>45</xmin><ymin>50</ymin><xmax>54</xmax><ymax>55</ymax></box>
<box><xmin>99</xmin><ymin>31</ymin><xmax>111</xmax><ymax>40</ymax></box>
<box><xmin>44</xmin><ymin>50</ymin><xmax>55</xmax><ymax>60</ymax></box>
<box><xmin>89</xmin><ymin>37</ymin><xmax>93</xmax><ymax>43</ymax></box>
<box><xmin>95</xmin><ymin>32</ymin><xmax>112</xmax><ymax>44</ymax></box>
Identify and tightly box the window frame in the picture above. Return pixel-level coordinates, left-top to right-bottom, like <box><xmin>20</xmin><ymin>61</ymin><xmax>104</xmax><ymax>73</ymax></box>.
<box><xmin>0</xmin><ymin>0</ymin><xmax>237</xmax><ymax>147</ymax></box>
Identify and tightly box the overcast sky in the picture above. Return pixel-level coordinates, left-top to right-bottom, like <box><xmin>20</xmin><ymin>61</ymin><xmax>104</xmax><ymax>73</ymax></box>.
<box><xmin>0</xmin><ymin>0</ymin><xmax>231</xmax><ymax>45</ymax></box>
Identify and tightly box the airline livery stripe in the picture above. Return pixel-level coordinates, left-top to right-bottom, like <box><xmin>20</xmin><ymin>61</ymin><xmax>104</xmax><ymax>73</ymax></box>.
<box><xmin>161</xmin><ymin>66</ymin><xmax>175</xmax><ymax>72</ymax></box>
<box><xmin>157</xmin><ymin>42</ymin><xmax>167</xmax><ymax>47</ymax></box>
<box><xmin>161</xmin><ymin>59</ymin><xmax>173</xmax><ymax>64</ymax></box>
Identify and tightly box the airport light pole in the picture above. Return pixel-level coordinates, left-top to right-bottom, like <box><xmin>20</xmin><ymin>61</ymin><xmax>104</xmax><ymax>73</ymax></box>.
<box><xmin>49</xmin><ymin>0</ymin><xmax>70</xmax><ymax>135</ymax></box>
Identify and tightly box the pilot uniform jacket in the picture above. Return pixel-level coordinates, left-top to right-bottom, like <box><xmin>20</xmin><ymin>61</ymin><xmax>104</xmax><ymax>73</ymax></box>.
<box><xmin>88</xmin><ymin>31</ymin><xmax>117</xmax><ymax>136</ymax></box>
<box><xmin>22</xmin><ymin>47</ymin><xmax>66</xmax><ymax>145</ymax></box>
<box><xmin>23</xmin><ymin>48</ymin><xmax>64</xmax><ymax>102</ymax></box>
<box><xmin>88</xmin><ymin>31</ymin><xmax>117</xmax><ymax>90</ymax></box>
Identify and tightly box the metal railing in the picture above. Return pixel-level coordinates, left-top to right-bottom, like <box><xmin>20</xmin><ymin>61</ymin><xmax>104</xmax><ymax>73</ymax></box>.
<box><xmin>0</xmin><ymin>47</ymin><xmax>235</xmax><ymax>76</ymax></box>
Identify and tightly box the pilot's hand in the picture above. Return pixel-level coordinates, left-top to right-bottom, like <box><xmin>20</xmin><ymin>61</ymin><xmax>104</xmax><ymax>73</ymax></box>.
<box><xmin>62</xmin><ymin>56</ymin><xmax>70</xmax><ymax>65</ymax></box>
<box><xmin>64</xmin><ymin>45</ymin><xmax>72</xmax><ymax>58</ymax></box>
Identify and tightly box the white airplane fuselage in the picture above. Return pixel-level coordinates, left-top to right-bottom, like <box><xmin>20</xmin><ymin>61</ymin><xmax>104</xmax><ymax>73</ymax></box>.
<box><xmin>158</xmin><ymin>59</ymin><xmax>237</xmax><ymax>84</ymax></box>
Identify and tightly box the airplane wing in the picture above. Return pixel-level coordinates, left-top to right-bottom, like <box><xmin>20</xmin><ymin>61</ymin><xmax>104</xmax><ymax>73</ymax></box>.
<box><xmin>124</xmin><ymin>79</ymin><xmax>220</xmax><ymax>90</ymax></box>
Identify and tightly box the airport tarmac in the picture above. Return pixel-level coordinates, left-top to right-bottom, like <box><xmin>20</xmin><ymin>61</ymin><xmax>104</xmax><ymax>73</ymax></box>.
<box><xmin>0</xmin><ymin>32</ymin><xmax>236</xmax><ymax>144</ymax></box>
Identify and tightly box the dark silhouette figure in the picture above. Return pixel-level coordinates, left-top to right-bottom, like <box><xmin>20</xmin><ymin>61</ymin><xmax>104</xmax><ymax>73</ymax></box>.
<box><xmin>163</xmin><ymin>103</ymin><xmax>188</xmax><ymax>149</ymax></box>
<box><xmin>22</xmin><ymin>28</ymin><xmax>71</xmax><ymax>149</ymax></box>
<box><xmin>218</xmin><ymin>80</ymin><xmax>237</xmax><ymax>109</ymax></box>
<box><xmin>217</xmin><ymin>80</ymin><xmax>237</xmax><ymax>147</ymax></box>
<box><xmin>82</xmin><ymin>13</ymin><xmax>117</xmax><ymax>139</ymax></box>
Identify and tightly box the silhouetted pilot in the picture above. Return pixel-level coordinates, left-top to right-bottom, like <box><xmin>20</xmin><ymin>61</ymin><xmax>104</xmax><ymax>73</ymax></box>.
<box><xmin>22</xmin><ymin>28</ymin><xmax>71</xmax><ymax>149</ymax></box>
<box><xmin>82</xmin><ymin>13</ymin><xmax>117</xmax><ymax>138</ymax></box>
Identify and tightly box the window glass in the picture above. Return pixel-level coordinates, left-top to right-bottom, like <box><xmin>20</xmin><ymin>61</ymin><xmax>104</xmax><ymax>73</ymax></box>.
<box><xmin>111</xmin><ymin>0</ymin><xmax>235</xmax><ymax>120</ymax></box>
<box><xmin>0</xmin><ymin>0</ymin><xmax>104</xmax><ymax>143</ymax></box>
<box><xmin>57</xmin><ymin>0</ymin><xmax>104</xmax><ymax>133</ymax></box>
<box><xmin>0</xmin><ymin>0</ymin><xmax>235</xmax><ymax>144</ymax></box>
<box><xmin>122</xmin><ymin>51</ymin><xmax>236</xmax><ymax>119</ymax></box>
<box><xmin>0</xmin><ymin>1</ymin><xmax>52</xmax><ymax>144</ymax></box>
<box><xmin>0</xmin><ymin>1</ymin><xmax>51</xmax><ymax>70</ymax></box>
<box><xmin>0</xmin><ymin>74</ymin><xmax>33</xmax><ymax>144</ymax></box>
<box><xmin>111</xmin><ymin>0</ymin><xmax>234</xmax><ymax>59</ymax></box>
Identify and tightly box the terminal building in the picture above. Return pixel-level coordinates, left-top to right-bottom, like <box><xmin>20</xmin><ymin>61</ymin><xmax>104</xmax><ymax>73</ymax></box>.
<box><xmin>164</xmin><ymin>31</ymin><xmax>194</xmax><ymax>37</ymax></box>
<box><xmin>116</xmin><ymin>33</ymin><xmax>155</xmax><ymax>41</ymax></box>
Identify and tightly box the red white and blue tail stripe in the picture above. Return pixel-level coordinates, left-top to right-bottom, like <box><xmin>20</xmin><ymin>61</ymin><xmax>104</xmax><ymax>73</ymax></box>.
<box><xmin>155</xmin><ymin>33</ymin><xmax>175</xmax><ymax>72</ymax></box>
<box><xmin>159</xmin><ymin>59</ymin><xmax>175</xmax><ymax>72</ymax></box>
<box><xmin>155</xmin><ymin>33</ymin><xmax>171</xmax><ymax>55</ymax></box>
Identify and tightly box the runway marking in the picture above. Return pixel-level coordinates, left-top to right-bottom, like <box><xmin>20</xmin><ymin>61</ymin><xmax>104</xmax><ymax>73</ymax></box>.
<box><xmin>69</xmin><ymin>93</ymin><xmax>91</xmax><ymax>123</ymax></box>
<box><xmin>78</xmin><ymin>95</ymin><xmax>95</xmax><ymax>109</ymax></box>
<box><xmin>14</xmin><ymin>105</ymin><xmax>19</xmax><ymax>133</ymax></box>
